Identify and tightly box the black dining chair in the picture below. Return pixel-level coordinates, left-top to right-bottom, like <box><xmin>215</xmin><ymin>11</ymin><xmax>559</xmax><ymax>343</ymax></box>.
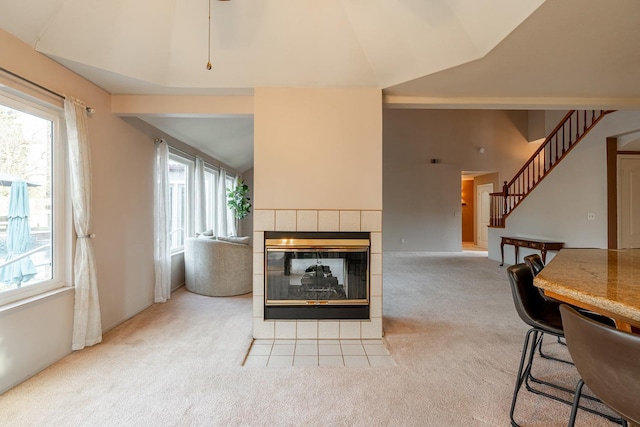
<box><xmin>521</xmin><ymin>253</ymin><xmax>616</xmax><ymax>356</ymax></box>
<box><xmin>506</xmin><ymin>264</ymin><xmax>619</xmax><ymax>427</ymax></box>
<box><xmin>523</xmin><ymin>253</ymin><xmax>545</xmax><ymax>276</ymax></box>
<box><xmin>560</xmin><ymin>305</ymin><xmax>639</xmax><ymax>427</ymax></box>
<box><xmin>522</xmin><ymin>253</ymin><xmax>567</xmax><ymax>353</ymax></box>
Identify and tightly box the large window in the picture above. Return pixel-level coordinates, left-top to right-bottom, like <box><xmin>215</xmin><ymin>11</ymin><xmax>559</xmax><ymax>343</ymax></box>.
<box><xmin>203</xmin><ymin>167</ymin><xmax>237</xmax><ymax>237</ymax></box>
<box><xmin>0</xmin><ymin>93</ymin><xmax>66</xmax><ymax>305</ymax></box>
<box><xmin>167</xmin><ymin>152</ymin><xmax>239</xmax><ymax>251</ymax></box>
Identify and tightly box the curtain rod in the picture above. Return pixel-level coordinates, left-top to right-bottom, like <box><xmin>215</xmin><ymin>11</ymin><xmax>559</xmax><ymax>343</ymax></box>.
<box><xmin>155</xmin><ymin>138</ymin><xmax>196</xmax><ymax>160</ymax></box>
<box><xmin>0</xmin><ymin>66</ymin><xmax>95</xmax><ymax>113</ymax></box>
<box><xmin>165</xmin><ymin>142</ymin><xmax>195</xmax><ymax>160</ymax></box>
<box><xmin>154</xmin><ymin>138</ymin><xmax>241</xmax><ymax>176</ymax></box>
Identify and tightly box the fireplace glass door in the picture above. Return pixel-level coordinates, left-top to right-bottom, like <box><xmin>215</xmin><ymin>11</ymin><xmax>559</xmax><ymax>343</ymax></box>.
<box><xmin>265</xmin><ymin>234</ymin><xmax>370</xmax><ymax>319</ymax></box>
<box><xmin>266</xmin><ymin>249</ymin><xmax>368</xmax><ymax>306</ymax></box>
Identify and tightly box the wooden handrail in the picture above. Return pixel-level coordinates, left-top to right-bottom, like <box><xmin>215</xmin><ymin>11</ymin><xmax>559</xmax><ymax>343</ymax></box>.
<box><xmin>505</xmin><ymin>110</ymin><xmax>575</xmax><ymax>188</ymax></box>
<box><xmin>490</xmin><ymin>192</ymin><xmax>527</xmax><ymax>197</ymax></box>
<box><xmin>489</xmin><ymin>110</ymin><xmax>614</xmax><ymax>228</ymax></box>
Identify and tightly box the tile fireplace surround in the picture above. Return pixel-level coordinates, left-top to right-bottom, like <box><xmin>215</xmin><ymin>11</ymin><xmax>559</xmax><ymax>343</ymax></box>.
<box><xmin>253</xmin><ymin>209</ymin><xmax>383</xmax><ymax>340</ymax></box>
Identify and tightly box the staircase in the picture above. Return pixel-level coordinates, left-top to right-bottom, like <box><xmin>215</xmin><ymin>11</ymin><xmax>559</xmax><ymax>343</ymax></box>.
<box><xmin>490</xmin><ymin>110</ymin><xmax>614</xmax><ymax>228</ymax></box>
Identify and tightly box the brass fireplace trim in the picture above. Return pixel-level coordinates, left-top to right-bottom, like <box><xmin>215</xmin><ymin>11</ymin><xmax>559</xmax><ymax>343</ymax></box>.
<box><xmin>265</xmin><ymin>238</ymin><xmax>370</xmax><ymax>248</ymax></box>
<box><xmin>266</xmin><ymin>298</ymin><xmax>369</xmax><ymax>306</ymax></box>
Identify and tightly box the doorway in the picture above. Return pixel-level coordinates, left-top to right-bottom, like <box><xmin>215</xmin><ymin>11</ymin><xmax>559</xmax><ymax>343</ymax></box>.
<box><xmin>461</xmin><ymin>179</ymin><xmax>474</xmax><ymax>244</ymax></box>
<box><xmin>618</xmin><ymin>154</ymin><xmax>640</xmax><ymax>248</ymax></box>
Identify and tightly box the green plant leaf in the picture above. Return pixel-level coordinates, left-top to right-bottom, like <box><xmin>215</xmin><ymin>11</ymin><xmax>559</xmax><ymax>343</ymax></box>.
<box><xmin>227</xmin><ymin>179</ymin><xmax>252</xmax><ymax>219</ymax></box>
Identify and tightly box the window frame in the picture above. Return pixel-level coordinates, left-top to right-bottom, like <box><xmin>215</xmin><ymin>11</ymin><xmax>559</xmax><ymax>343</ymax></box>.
<box><xmin>168</xmin><ymin>151</ymin><xmax>194</xmax><ymax>253</ymax></box>
<box><xmin>0</xmin><ymin>90</ymin><xmax>70</xmax><ymax>307</ymax></box>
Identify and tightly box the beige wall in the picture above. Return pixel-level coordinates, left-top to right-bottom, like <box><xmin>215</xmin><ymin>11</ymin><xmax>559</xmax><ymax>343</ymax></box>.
<box><xmin>474</xmin><ymin>172</ymin><xmax>499</xmax><ymax>191</ymax></box>
<box><xmin>0</xmin><ymin>30</ymin><xmax>155</xmax><ymax>393</ymax></box>
<box><xmin>383</xmin><ymin>109</ymin><xmax>539</xmax><ymax>252</ymax></box>
<box><xmin>254</xmin><ymin>88</ymin><xmax>382</xmax><ymax>211</ymax></box>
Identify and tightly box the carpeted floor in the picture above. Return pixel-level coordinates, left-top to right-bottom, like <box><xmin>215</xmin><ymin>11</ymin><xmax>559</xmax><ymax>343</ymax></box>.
<box><xmin>0</xmin><ymin>252</ymin><xmax>619</xmax><ymax>426</ymax></box>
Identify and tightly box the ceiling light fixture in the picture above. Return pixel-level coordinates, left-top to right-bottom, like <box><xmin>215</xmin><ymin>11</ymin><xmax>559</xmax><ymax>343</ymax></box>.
<box><xmin>207</xmin><ymin>0</ymin><xmax>231</xmax><ymax>70</ymax></box>
<box><xmin>206</xmin><ymin>0</ymin><xmax>213</xmax><ymax>70</ymax></box>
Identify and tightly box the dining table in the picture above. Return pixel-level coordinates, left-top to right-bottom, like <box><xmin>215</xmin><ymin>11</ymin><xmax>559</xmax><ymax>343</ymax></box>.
<box><xmin>533</xmin><ymin>248</ymin><xmax>640</xmax><ymax>333</ymax></box>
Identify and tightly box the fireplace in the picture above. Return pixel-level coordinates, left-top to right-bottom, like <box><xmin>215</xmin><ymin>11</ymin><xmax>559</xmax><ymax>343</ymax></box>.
<box><xmin>264</xmin><ymin>231</ymin><xmax>370</xmax><ymax>320</ymax></box>
<box><xmin>252</xmin><ymin>209</ymin><xmax>383</xmax><ymax>340</ymax></box>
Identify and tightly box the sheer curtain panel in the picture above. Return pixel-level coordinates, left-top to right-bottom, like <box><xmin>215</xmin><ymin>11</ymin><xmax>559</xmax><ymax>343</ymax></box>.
<box><xmin>215</xmin><ymin>168</ymin><xmax>229</xmax><ymax>237</ymax></box>
<box><xmin>154</xmin><ymin>141</ymin><xmax>171</xmax><ymax>303</ymax></box>
<box><xmin>64</xmin><ymin>98</ymin><xmax>102</xmax><ymax>351</ymax></box>
<box><xmin>229</xmin><ymin>174</ymin><xmax>239</xmax><ymax>236</ymax></box>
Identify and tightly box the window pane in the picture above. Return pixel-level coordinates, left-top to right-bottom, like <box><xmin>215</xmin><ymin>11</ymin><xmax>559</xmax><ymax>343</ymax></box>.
<box><xmin>168</xmin><ymin>158</ymin><xmax>188</xmax><ymax>250</ymax></box>
<box><xmin>204</xmin><ymin>168</ymin><xmax>218</xmax><ymax>232</ymax></box>
<box><xmin>0</xmin><ymin>104</ymin><xmax>53</xmax><ymax>294</ymax></box>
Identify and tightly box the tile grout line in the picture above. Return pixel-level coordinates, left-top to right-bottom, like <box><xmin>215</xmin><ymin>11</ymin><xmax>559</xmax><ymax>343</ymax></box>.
<box><xmin>247</xmin><ymin>338</ymin><xmax>391</xmax><ymax>367</ymax></box>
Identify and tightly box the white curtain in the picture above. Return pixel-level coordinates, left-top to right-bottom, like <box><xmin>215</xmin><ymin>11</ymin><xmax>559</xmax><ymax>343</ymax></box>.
<box><xmin>154</xmin><ymin>141</ymin><xmax>171</xmax><ymax>303</ymax></box>
<box><xmin>194</xmin><ymin>157</ymin><xmax>206</xmax><ymax>234</ymax></box>
<box><xmin>228</xmin><ymin>174</ymin><xmax>240</xmax><ymax>237</ymax></box>
<box><xmin>64</xmin><ymin>98</ymin><xmax>102</xmax><ymax>351</ymax></box>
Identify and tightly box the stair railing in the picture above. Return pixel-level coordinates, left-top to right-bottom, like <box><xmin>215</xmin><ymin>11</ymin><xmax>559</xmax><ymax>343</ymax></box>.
<box><xmin>490</xmin><ymin>110</ymin><xmax>614</xmax><ymax>227</ymax></box>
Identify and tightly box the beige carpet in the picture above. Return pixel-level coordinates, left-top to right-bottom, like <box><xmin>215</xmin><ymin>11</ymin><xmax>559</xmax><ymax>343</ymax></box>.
<box><xmin>0</xmin><ymin>252</ymin><xmax>619</xmax><ymax>426</ymax></box>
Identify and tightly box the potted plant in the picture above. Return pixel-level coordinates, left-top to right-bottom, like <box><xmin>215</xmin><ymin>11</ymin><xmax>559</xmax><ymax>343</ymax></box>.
<box><xmin>227</xmin><ymin>179</ymin><xmax>252</xmax><ymax>219</ymax></box>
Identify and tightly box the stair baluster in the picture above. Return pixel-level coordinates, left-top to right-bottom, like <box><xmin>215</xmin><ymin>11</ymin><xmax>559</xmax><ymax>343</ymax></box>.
<box><xmin>489</xmin><ymin>110</ymin><xmax>614</xmax><ymax>228</ymax></box>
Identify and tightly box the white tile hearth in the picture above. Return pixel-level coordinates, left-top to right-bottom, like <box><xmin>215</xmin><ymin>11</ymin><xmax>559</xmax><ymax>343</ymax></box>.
<box><xmin>243</xmin><ymin>339</ymin><xmax>394</xmax><ymax>368</ymax></box>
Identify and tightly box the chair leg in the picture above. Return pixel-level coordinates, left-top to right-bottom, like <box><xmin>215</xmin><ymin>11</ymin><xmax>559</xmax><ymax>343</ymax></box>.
<box><xmin>525</xmin><ymin>332</ymin><xmax>579</xmax><ymax>402</ymax></box>
<box><xmin>514</xmin><ymin>330</ymin><xmax>626</xmax><ymax>426</ymax></box>
<box><xmin>527</xmin><ymin>332</ymin><xmax>577</xmax><ymax>396</ymax></box>
<box><xmin>510</xmin><ymin>328</ymin><xmax>539</xmax><ymax>427</ymax></box>
<box><xmin>568</xmin><ymin>379</ymin><xmax>628</xmax><ymax>427</ymax></box>
<box><xmin>568</xmin><ymin>379</ymin><xmax>584</xmax><ymax>427</ymax></box>
<box><xmin>528</xmin><ymin>333</ymin><xmax>576</xmax><ymax>396</ymax></box>
<box><xmin>528</xmin><ymin>335</ymin><xmax>604</xmax><ymax>405</ymax></box>
<box><xmin>525</xmin><ymin>356</ymin><xmax>622</xmax><ymax>423</ymax></box>
<box><xmin>537</xmin><ymin>333</ymin><xmax>572</xmax><ymax>365</ymax></box>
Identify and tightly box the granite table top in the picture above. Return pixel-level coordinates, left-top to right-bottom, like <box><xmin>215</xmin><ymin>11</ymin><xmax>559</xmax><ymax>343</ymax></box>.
<box><xmin>534</xmin><ymin>248</ymin><xmax>640</xmax><ymax>329</ymax></box>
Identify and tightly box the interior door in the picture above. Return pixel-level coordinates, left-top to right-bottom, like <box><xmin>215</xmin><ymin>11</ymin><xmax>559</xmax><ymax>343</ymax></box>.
<box><xmin>476</xmin><ymin>183</ymin><xmax>493</xmax><ymax>249</ymax></box>
<box><xmin>618</xmin><ymin>155</ymin><xmax>640</xmax><ymax>248</ymax></box>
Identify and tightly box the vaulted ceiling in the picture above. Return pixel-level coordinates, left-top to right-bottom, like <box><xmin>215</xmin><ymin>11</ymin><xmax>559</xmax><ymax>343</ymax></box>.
<box><xmin>2</xmin><ymin>0</ymin><xmax>640</xmax><ymax>171</ymax></box>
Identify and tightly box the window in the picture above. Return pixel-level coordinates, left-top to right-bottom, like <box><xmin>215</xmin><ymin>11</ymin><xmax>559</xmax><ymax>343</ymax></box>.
<box><xmin>168</xmin><ymin>153</ymin><xmax>193</xmax><ymax>251</ymax></box>
<box><xmin>166</xmin><ymin>152</ymin><xmax>238</xmax><ymax>251</ymax></box>
<box><xmin>0</xmin><ymin>92</ymin><xmax>67</xmax><ymax>305</ymax></box>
